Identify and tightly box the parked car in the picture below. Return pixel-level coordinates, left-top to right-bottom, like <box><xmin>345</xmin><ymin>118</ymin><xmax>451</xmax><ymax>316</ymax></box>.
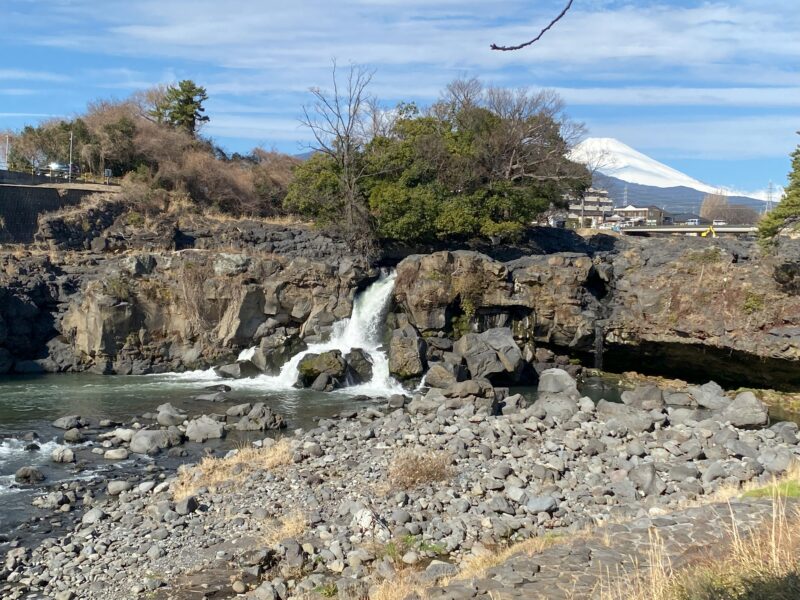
<box><xmin>712</xmin><ymin>219</ymin><xmax>727</xmax><ymax>226</ymax></box>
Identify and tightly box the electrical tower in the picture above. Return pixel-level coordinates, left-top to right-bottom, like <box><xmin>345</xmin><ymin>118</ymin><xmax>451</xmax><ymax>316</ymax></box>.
<box><xmin>766</xmin><ymin>181</ymin><xmax>774</xmax><ymax>213</ymax></box>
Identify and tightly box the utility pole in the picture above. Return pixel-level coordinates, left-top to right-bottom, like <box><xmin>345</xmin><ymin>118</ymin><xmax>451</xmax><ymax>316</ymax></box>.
<box><xmin>4</xmin><ymin>134</ymin><xmax>8</xmax><ymax>170</ymax></box>
<box><xmin>68</xmin><ymin>130</ymin><xmax>74</xmax><ymax>183</ymax></box>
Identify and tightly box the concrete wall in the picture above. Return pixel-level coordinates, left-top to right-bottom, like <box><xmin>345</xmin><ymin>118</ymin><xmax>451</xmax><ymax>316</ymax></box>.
<box><xmin>0</xmin><ymin>185</ymin><xmax>95</xmax><ymax>243</ymax></box>
<box><xmin>0</xmin><ymin>169</ymin><xmax>55</xmax><ymax>186</ymax></box>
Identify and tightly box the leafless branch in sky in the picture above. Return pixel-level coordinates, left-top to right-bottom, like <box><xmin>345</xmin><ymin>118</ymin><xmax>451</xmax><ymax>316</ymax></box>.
<box><xmin>491</xmin><ymin>0</ymin><xmax>574</xmax><ymax>51</ymax></box>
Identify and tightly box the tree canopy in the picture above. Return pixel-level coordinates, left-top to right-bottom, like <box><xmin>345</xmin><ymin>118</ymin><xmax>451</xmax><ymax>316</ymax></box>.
<box><xmin>759</xmin><ymin>135</ymin><xmax>800</xmax><ymax>243</ymax></box>
<box><xmin>286</xmin><ymin>77</ymin><xmax>589</xmax><ymax>246</ymax></box>
<box><xmin>151</xmin><ymin>80</ymin><xmax>210</xmax><ymax>136</ymax></box>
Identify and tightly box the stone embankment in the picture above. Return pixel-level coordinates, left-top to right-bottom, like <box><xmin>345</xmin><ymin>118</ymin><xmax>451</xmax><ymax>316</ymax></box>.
<box><xmin>3</xmin><ymin>370</ymin><xmax>798</xmax><ymax>599</ymax></box>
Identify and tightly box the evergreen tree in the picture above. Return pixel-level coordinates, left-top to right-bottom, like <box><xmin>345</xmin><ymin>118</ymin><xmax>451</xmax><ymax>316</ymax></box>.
<box><xmin>152</xmin><ymin>80</ymin><xmax>209</xmax><ymax>136</ymax></box>
<box><xmin>759</xmin><ymin>134</ymin><xmax>800</xmax><ymax>244</ymax></box>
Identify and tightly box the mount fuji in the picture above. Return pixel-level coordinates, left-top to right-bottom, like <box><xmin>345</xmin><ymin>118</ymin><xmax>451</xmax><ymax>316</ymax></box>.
<box><xmin>569</xmin><ymin>138</ymin><xmax>770</xmax><ymax>214</ymax></box>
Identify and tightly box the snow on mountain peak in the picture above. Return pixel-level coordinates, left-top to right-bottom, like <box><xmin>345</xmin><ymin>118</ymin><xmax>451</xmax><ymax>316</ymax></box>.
<box><xmin>569</xmin><ymin>137</ymin><xmax>719</xmax><ymax>194</ymax></box>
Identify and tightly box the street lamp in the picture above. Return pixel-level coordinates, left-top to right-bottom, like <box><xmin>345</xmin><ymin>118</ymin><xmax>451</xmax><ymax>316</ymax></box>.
<box><xmin>68</xmin><ymin>130</ymin><xmax>73</xmax><ymax>183</ymax></box>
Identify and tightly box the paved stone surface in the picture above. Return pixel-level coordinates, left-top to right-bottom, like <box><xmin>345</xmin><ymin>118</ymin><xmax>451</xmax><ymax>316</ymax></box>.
<box><xmin>426</xmin><ymin>499</ymin><xmax>783</xmax><ymax>599</ymax></box>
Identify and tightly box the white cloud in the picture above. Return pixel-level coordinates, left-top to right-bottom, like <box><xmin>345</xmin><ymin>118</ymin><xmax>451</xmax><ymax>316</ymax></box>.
<box><xmin>0</xmin><ymin>69</ymin><xmax>69</xmax><ymax>82</ymax></box>
<box><xmin>555</xmin><ymin>87</ymin><xmax>800</xmax><ymax>108</ymax></box>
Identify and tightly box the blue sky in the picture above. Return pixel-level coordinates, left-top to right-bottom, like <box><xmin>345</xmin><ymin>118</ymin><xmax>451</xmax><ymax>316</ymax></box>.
<box><xmin>1</xmin><ymin>0</ymin><xmax>798</xmax><ymax>194</ymax></box>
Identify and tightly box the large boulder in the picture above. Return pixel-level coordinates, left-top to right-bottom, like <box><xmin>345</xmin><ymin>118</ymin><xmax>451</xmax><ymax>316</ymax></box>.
<box><xmin>345</xmin><ymin>349</ymin><xmax>373</xmax><ymax>384</ymax></box>
<box><xmin>596</xmin><ymin>400</ymin><xmax>655</xmax><ymax>435</ymax></box>
<box><xmin>621</xmin><ymin>385</ymin><xmax>665</xmax><ymax>411</ymax></box>
<box><xmin>252</xmin><ymin>329</ymin><xmax>307</xmax><ymax>375</ymax></box>
<box><xmin>185</xmin><ymin>415</ymin><xmax>226</xmax><ymax>442</ymax></box>
<box><xmin>156</xmin><ymin>403</ymin><xmax>186</xmax><ymax>427</ymax></box>
<box><xmin>235</xmin><ymin>403</ymin><xmax>286</xmax><ymax>431</ymax></box>
<box><xmin>129</xmin><ymin>428</ymin><xmax>183</xmax><ymax>455</ymax></box>
<box><xmin>51</xmin><ymin>447</ymin><xmax>75</xmax><ymax>463</ymax></box>
<box><xmin>425</xmin><ymin>362</ymin><xmax>462</xmax><ymax>389</ymax></box>
<box><xmin>52</xmin><ymin>415</ymin><xmax>84</xmax><ymax>430</ymax></box>
<box><xmin>388</xmin><ymin>325</ymin><xmax>427</xmax><ymax>380</ymax></box>
<box><xmin>537</xmin><ymin>368</ymin><xmax>579</xmax><ymax>398</ymax></box>
<box><xmin>530</xmin><ymin>396</ymin><xmax>579</xmax><ymax>421</ymax></box>
<box><xmin>453</xmin><ymin>328</ymin><xmax>524</xmax><ymax>384</ymax></box>
<box><xmin>15</xmin><ymin>466</ymin><xmax>45</xmax><ymax>484</ymax></box>
<box><xmin>296</xmin><ymin>350</ymin><xmax>347</xmax><ymax>388</ymax></box>
<box><xmin>441</xmin><ymin>378</ymin><xmax>499</xmax><ymax>413</ymax></box>
<box><xmin>720</xmin><ymin>391</ymin><xmax>769</xmax><ymax>427</ymax></box>
<box><xmin>688</xmin><ymin>381</ymin><xmax>729</xmax><ymax>410</ymax></box>
<box><xmin>214</xmin><ymin>360</ymin><xmax>262</xmax><ymax>380</ymax></box>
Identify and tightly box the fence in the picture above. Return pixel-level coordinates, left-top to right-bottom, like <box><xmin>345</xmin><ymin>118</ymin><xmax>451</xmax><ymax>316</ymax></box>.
<box><xmin>0</xmin><ymin>185</ymin><xmax>96</xmax><ymax>243</ymax></box>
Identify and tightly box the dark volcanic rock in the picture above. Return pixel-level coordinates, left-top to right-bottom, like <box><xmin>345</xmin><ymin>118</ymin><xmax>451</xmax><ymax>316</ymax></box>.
<box><xmin>214</xmin><ymin>360</ymin><xmax>262</xmax><ymax>380</ymax></box>
<box><xmin>296</xmin><ymin>351</ymin><xmax>347</xmax><ymax>389</ymax></box>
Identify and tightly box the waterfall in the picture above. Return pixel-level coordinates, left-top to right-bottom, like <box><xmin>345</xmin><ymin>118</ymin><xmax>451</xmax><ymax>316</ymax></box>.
<box><xmin>594</xmin><ymin>321</ymin><xmax>605</xmax><ymax>371</ymax></box>
<box><xmin>230</xmin><ymin>271</ymin><xmax>404</xmax><ymax>395</ymax></box>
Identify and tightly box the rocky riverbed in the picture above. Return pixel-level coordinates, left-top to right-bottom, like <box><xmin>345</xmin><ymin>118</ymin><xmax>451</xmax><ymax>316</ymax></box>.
<box><xmin>3</xmin><ymin>369</ymin><xmax>798</xmax><ymax>599</ymax></box>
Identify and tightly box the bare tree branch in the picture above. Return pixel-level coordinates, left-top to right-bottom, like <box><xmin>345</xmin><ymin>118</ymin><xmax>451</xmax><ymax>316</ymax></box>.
<box><xmin>491</xmin><ymin>0</ymin><xmax>574</xmax><ymax>51</ymax></box>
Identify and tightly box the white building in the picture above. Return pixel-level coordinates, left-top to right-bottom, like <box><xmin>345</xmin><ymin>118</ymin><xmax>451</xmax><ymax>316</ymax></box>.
<box><xmin>567</xmin><ymin>188</ymin><xmax>615</xmax><ymax>227</ymax></box>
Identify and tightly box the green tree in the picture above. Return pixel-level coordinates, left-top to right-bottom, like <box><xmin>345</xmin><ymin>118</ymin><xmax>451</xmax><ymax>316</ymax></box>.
<box><xmin>364</xmin><ymin>83</ymin><xmax>588</xmax><ymax>243</ymax></box>
<box><xmin>152</xmin><ymin>80</ymin><xmax>209</xmax><ymax>136</ymax></box>
<box><xmin>759</xmin><ymin>135</ymin><xmax>800</xmax><ymax>244</ymax></box>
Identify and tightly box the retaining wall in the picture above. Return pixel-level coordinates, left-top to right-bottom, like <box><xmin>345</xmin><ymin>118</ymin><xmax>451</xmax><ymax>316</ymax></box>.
<box><xmin>0</xmin><ymin>185</ymin><xmax>95</xmax><ymax>243</ymax></box>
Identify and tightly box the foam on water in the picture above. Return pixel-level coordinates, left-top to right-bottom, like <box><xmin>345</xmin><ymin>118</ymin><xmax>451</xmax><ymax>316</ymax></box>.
<box><xmin>0</xmin><ymin>437</ymin><xmax>65</xmax><ymax>461</ymax></box>
<box><xmin>158</xmin><ymin>272</ymin><xmax>405</xmax><ymax>396</ymax></box>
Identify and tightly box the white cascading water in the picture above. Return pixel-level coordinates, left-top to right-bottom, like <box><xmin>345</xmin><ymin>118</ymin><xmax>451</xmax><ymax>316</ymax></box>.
<box><xmin>225</xmin><ymin>270</ymin><xmax>404</xmax><ymax>396</ymax></box>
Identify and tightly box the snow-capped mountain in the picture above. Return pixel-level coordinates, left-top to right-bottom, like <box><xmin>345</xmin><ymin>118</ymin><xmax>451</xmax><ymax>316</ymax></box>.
<box><xmin>569</xmin><ymin>137</ymin><xmax>771</xmax><ymax>213</ymax></box>
<box><xmin>569</xmin><ymin>138</ymin><xmax>720</xmax><ymax>193</ymax></box>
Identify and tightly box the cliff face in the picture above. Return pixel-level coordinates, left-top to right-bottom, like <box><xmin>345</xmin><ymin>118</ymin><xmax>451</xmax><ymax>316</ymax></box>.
<box><xmin>55</xmin><ymin>251</ymin><xmax>369</xmax><ymax>374</ymax></box>
<box><xmin>0</xmin><ymin>200</ymin><xmax>797</xmax><ymax>389</ymax></box>
<box><xmin>0</xmin><ymin>210</ymin><xmax>372</xmax><ymax>375</ymax></box>
<box><xmin>393</xmin><ymin>237</ymin><xmax>800</xmax><ymax>389</ymax></box>
<box><xmin>393</xmin><ymin>250</ymin><xmax>605</xmax><ymax>352</ymax></box>
<box><xmin>602</xmin><ymin>238</ymin><xmax>800</xmax><ymax>386</ymax></box>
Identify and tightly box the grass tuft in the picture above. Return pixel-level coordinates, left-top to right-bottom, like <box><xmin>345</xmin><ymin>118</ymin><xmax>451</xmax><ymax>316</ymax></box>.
<box><xmin>172</xmin><ymin>438</ymin><xmax>292</xmax><ymax>500</ymax></box>
<box><xmin>387</xmin><ymin>448</ymin><xmax>453</xmax><ymax>491</ymax></box>
<box><xmin>261</xmin><ymin>511</ymin><xmax>308</xmax><ymax>546</ymax></box>
<box><xmin>598</xmin><ymin>494</ymin><xmax>800</xmax><ymax>600</ymax></box>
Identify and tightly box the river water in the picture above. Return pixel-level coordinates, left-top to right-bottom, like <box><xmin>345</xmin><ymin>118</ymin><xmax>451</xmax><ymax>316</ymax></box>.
<box><xmin>0</xmin><ymin>272</ymin><xmax>404</xmax><ymax>534</ymax></box>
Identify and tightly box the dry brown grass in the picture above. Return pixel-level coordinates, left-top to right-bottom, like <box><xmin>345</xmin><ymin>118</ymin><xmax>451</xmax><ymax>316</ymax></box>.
<box><xmin>172</xmin><ymin>438</ymin><xmax>292</xmax><ymax>500</ymax></box>
<box><xmin>387</xmin><ymin>448</ymin><xmax>453</xmax><ymax>491</ymax></box>
<box><xmin>445</xmin><ymin>533</ymin><xmax>568</xmax><ymax>584</ymax></box>
<box><xmin>261</xmin><ymin>510</ymin><xmax>308</xmax><ymax>546</ymax></box>
<box><xmin>597</xmin><ymin>494</ymin><xmax>800</xmax><ymax>600</ymax></box>
<box><xmin>369</xmin><ymin>570</ymin><xmax>429</xmax><ymax>600</ymax></box>
<box><xmin>195</xmin><ymin>209</ymin><xmax>310</xmax><ymax>227</ymax></box>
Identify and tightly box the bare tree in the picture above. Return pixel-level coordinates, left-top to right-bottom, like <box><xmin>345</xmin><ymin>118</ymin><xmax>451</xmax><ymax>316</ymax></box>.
<box><xmin>700</xmin><ymin>192</ymin><xmax>728</xmax><ymax>220</ymax></box>
<box><xmin>700</xmin><ymin>192</ymin><xmax>759</xmax><ymax>224</ymax></box>
<box><xmin>300</xmin><ymin>60</ymin><xmax>377</xmax><ymax>254</ymax></box>
<box><xmin>478</xmin><ymin>87</ymin><xmax>587</xmax><ymax>186</ymax></box>
<box><xmin>491</xmin><ymin>0</ymin><xmax>574</xmax><ymax>51</ymax></box>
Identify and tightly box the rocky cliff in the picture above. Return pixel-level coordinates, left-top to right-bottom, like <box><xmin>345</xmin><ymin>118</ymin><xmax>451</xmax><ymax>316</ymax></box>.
<box><xmin>0</xmin><ymin>199</ymin><xmax>798</xmax><ymax>389</ymax></box>
<box><xmin>392</xmin><ymin>236</ymin><xmax>800</xmax><ymax>390</ymax></box>
<box><xmin>0</xmin><ymin>207</ymin><xmax>373</xmax><ymax>375</ymax></box>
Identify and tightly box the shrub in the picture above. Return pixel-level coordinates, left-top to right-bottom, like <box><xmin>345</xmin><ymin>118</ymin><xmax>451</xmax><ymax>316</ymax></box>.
<box><xmin>105</xmin><ymin>276</ymin><xmax>133</xmax><ymax>302</ymax></box>
<box><xmin>388</xmin><ymin>448</ymin><xmax>452</xmax><ymax>490</ymax></box>
<box><xmin>742</xmin><ymin>291</ymin><xmax>765</xmax><ymax>315</ymax></box>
